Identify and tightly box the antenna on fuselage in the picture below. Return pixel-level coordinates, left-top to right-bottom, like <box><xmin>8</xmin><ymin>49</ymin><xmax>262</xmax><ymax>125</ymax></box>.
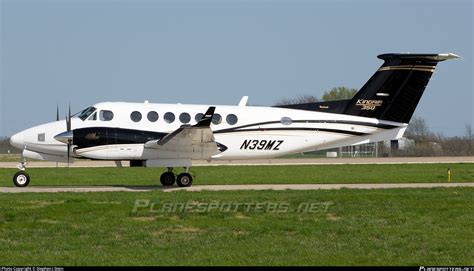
<box><xmin>238</xmin><ymin>96</ymin><xmax>248</xmax><ymax>106</ymax></box>
<box><xmin>56</xmin><ymin>103</ymin><xmax>60</xmax><ymax>122</ymax></box>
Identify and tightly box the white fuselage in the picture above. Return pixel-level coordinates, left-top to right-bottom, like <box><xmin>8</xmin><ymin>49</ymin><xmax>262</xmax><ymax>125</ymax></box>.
<box><xmin>10</xmin><ymin>101</ymin><xmax>407</xmax><ymax>163</ymax></box>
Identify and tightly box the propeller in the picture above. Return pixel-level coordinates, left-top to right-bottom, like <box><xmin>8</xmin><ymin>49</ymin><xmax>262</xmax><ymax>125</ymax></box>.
<box><xmin>53</xmin><ymin>103</ymin><xmax>74</xmax><ymax>166</ymax></box>
<box><xmin>66</xmin><ymin>103</ymin><xmax>72</xmax><ymax>165</ymax></box>
<box><xmin>56</xmin><ymin>103</ymin><xmax>60</xmax><ymax>168</ymax></box>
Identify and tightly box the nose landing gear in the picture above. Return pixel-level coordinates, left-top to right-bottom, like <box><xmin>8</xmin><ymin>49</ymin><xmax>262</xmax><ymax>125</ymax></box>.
<box><xmin>13</xmin><ymin>171</ymin><xmax>30</xmax><ymax>187</ymax></box>
<box><xmin>13</xmin><ymin>161</ymin><xmax>30</xmax><ymax>187</ymax></box>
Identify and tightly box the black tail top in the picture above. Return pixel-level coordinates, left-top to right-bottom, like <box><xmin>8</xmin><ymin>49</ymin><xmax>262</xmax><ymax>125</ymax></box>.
<box><xmin>276</xmin><ymin>53</ymin><xmax>459</xmax><ymax>124</ymax></box>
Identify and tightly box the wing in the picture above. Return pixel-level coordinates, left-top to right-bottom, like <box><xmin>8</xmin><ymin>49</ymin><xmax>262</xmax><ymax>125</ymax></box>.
<box><xmin>144</xmin><ymin>107</ymin><xmax>220</xmax><ymax>159</ymax></box>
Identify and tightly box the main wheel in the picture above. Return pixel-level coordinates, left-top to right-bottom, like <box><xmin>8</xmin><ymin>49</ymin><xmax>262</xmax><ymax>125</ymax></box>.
<box><xmin>13</xmin><ymin>171</ymin><xmax>30</xmax><ymax>187</ymax></box>
<box><xmin>176</xmin><ymin>173</ymin><xmax>193</xmax><ymax>187</ymax></box>
<box><xmin>160</xmin><ymin>171</ymin><xmax>176</xmax><ymax>186</ymax></box>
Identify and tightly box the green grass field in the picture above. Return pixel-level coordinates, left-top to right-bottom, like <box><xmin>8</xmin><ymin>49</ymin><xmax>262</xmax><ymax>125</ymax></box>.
<box><xmin>0</xmin><ymin>163</ymin><xmax>473</xmax><ymax>266</ymax></box>
<box><xmin>0</xmin><ymin>154</ymin><xmax>24</xmax><ymax>162</ymax></box>
<box><xmin>0</xmin><ymin>188</ymin><xmax>473</xmax><ymax>265</ymax></box>
<box><xmin>0</xmin><ymin>163</ymin><xmax>473</xmax><ymax>187</ymax></box>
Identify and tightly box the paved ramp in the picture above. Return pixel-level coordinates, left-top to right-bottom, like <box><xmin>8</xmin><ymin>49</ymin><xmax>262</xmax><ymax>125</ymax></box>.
<box><xmin>163</xmin><ymin>183</ymin><xmax>474</xmax><ymax>192</ymax></box>
<box><xmin>1</xmin><ymin>183</ymin><xmax>473</xmax><ymax>193</ymax></box>
<box><xmin>0</xmin><ymin>156</ymin><xmax>472</xmax><ymax>168</ymax></box>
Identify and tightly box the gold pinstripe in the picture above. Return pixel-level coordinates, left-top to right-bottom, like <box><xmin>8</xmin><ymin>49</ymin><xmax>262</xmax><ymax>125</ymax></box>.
<box><xmin>378</xmin><ymin>66</ymin><xmax>435</xmax><ymax>72</ymax></box>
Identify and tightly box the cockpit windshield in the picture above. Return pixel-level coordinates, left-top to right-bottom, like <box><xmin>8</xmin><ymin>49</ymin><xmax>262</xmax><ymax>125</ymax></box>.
<box><xmin>77</xmin><ymin>106</ymin><xmax>97</xmax><ymax>121</ymax></box>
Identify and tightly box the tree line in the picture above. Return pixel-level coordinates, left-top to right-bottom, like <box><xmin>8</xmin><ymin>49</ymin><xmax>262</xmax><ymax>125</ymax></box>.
<box><xmin>392</xmin><ymin>116</ymin><xmax>473</xmax><ymax>157</ymax></box>
<box><xmin>275</xmin><ymin>86</ymin><xmax>357</xmax><ymax>105</ymax></box>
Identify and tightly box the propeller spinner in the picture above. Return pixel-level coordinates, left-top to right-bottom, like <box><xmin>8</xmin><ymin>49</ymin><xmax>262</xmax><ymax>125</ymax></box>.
<box><xmin>53</xmin><ymin>104</ymin><xmax>74</xmax><ymax>165</ymax></box>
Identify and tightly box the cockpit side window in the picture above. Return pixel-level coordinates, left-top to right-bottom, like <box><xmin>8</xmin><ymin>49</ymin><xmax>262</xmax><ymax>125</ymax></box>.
<box><xmin>100</xmin><ymin>110</ymin><xmax>114</xmax><ymax>121</ymax></box>
<box><xmin>88</xmin><ymin>112</ymin><xmax>97</xmax><ymax>121</ymax></box>
<box><xmin>78</xmin><ymin>107</ymin><xmax>97</xmax><ymax>121</ymax></box>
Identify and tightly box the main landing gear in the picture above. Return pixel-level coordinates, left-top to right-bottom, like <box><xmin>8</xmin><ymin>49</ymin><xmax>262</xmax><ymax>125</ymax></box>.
<box><xmin>13</xmin><ymin>161</ymin><xmax>30</xmax><ymax>187</ymax></box>
<box><xmin>160</xmin><ymin>167</ymin><xmax>193</xmax><ymax>187</ymax></box>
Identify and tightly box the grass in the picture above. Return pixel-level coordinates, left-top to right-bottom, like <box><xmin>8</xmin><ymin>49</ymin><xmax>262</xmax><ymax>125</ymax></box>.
<box><xmin>0</xmin><ymin>154</ymin><xmax>24</xmax><ymax>162</ymax></box>
<box><xmin>1</xmin><ymin>164</ymin><xmax>473</xmax><ymax>265</ymax></box>
<box><xmin>0</xmin><ymin>163</ymin><xmax>473</xmax><ymax>187</ymax></box>
<box><xmin>0</xmin><ymin>188</ymin><xmax>472</xmax><ymax>265</ymax></box>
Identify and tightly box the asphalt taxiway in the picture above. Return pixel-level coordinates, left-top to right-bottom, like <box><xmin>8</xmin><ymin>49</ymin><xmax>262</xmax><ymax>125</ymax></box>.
<box><xmin>1</xmin><ymin>182</ymin><xmax>473</xmax><ymax>193</ymax></box>
<box><xmin>0</xmin><ymin>156</ymin><xmax>472</xmax><ymax>168</ymax></box>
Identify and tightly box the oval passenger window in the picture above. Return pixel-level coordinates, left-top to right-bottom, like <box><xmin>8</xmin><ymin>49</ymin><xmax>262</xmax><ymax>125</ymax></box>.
<box><xmin>164</xmin><ymin>112</ymin><xmax>175</xmax><ymax>123</ymax></box>
<box><xmin>130</xmin><ymin>111</ymin><xmax>142</xmax><ymax>122</ymax></box>
<box><xmin>147</xmin><ymin>111</ymin><xmax>158</xmax><ymax>122</ymax></box>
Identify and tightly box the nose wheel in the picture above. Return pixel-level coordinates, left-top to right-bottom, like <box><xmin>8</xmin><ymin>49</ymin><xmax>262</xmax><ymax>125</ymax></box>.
<box><xmin>13</xmin><ymin>171</ymin><xmax>30</xmax><ymax>187</ymax></box>
<box><xmin>13</xmin><ymin>160</ymin><xmax>30</xmax><ymax>187</ymax></box>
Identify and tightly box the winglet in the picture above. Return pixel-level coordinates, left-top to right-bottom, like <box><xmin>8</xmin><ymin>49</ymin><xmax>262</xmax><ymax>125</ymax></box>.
<box><xmin>194</xmin><ymin>107</ymin><xmax>216</xmax><ymax>127</ymax></box>
<box><xmin>238</xmin><ymin>96</ymin><xmax>248</xmax><ymax>106</ymax></box>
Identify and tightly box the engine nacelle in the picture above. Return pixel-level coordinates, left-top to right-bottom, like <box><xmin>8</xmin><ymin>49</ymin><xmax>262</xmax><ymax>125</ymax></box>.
<box><xmin>23</xmin><ymin>149</ymin><xmax>72</xmax><ymax>163</ymax></box>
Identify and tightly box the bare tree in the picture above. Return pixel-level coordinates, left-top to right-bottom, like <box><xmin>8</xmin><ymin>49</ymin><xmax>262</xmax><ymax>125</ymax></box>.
<box><xmin>465</xmin><ymin>124</ymin><xmax>473</xmax><ymax>155</ymax></box>
<box><xmin>405</xmin><ymin>116</ymin><xmax>433</xmax><ymax>141</ymax></box>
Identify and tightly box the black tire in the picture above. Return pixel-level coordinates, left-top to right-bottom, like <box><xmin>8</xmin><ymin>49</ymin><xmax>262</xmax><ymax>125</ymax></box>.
<box><xmin>176</xmin><ymin>173</ymin><xmax>193</xmax><ymax>187</ymax></box>
<box><xmin>160</xmin><ymin>171</ymin><xmax>176</xmax><ymax>186</ymax></box>
<box><xmin>13</xmin><ymin>171</ymin><xmax>30</xmax><ymax>187</ymax></box>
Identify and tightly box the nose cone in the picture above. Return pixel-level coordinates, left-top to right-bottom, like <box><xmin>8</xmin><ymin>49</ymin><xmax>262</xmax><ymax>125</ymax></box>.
<box><xmin>54</xmin><ymin>131</ymin><xmax>73</xmax><ymax>144</ymax></box>
<box><xmin>10</xmin><ymin>132</ymin><xmax>25</xmax><ymax>149</ymax></box>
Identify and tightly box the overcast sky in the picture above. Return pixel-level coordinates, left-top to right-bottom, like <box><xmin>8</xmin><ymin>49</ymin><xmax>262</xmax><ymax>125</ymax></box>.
<box><xmin>1</xmin><ymin>0</ymin><xmax>472</xmax><ymax>137</ymax></box>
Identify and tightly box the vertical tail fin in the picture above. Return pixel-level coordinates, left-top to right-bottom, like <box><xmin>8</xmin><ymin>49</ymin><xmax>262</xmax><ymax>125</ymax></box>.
<box><xmin>343</xmin><ymin>53</ymin><xmax>459</xmax><ymax>123</ymax></box>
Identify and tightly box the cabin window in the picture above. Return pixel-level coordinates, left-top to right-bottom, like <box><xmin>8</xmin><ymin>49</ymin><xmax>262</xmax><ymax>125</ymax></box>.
<box><xmin>164</xmin><ymin>112</ymin><xmax>175</xmax><ymax>123</ymax></box>
<box><xmin>130</xmin><ymin>111</ymin><xmax>142</xmax><ymax>122</ymax></box>
<box><xmin>212</xmin><ymin>114</ymin><xmax>222</xmax><ymax>125</ymax></box>
<box><xmin>147</xmin><ymin>111</ymin><xmax>159</xmax><ymax>122</ymax></box>
<box><xmin>226</xmin><ymin>114</ymin><xmax>238</xmax><ymax>125</ymax></box>
<box><xmin>179</xmin><ymin>113</ymin><xmax>191</xmax><ymax>124</ymax></box>
<box><xmin>195</xmin><ymin>113</ymin><xmax>204</xmax><ymax>122</ymax></box>
<box><xmin>281</xmin><ymin>117</ymin><xmax>292</xmax><ymax>125</ymax></box>
<box><xmin>100</xmin><ymin>110</ymin><xmax>113</xmax><ymax>121</ymax></box>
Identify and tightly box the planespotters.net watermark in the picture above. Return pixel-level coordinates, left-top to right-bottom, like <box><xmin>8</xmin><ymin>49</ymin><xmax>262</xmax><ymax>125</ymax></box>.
<box><xmin>132</xmin><ymin>199</ymin><xmax>333</xmax><ymax>214</ymax></box>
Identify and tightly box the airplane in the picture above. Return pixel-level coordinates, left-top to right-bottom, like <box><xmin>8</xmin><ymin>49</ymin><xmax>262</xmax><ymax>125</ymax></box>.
<box><xmin>9</xmin><ymin>53</ymin><xmax>459</xmax><ymax>187</ymax></box>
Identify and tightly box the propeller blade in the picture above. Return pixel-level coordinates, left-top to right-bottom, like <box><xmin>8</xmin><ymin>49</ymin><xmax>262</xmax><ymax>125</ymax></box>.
<box><xmin>56</xmin><ymin>104</ymin><xmax>59</xmax><ymax>122</ymax></box>
<box><xmin>65</xmin><ymin>103</ymin><xmax>72</xmax><ymax>166</ymax></box>
<box><xmin>67</xmin><ymin>103</ymin><xmax>71</xmax><ymax>131</ymax></box>
<box><xmin>67</xmin><ymin>141</ymin><xmax>71</xmax><ymax>166</ymax></box>
<box><xmin>65</xmin><ymin>114</ymin><xmax>70</xmax><ymax>132</ymax></box>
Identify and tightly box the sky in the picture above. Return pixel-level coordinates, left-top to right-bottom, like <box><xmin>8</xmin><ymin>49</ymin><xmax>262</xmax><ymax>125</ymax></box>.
<box><xmin>1</xmin><ymin>0</ymin><xmax>472</xmax><ymax>137</ymax></box>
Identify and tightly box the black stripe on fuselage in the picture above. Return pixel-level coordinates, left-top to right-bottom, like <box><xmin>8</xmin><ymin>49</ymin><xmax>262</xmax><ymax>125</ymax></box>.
<box><xmin>214</xmin><ymin>127</ymin><xmax>366</xmax><ymax>136</ymax></box>
<box><xmin>214</xmin><ymin>120</ymin><xmax>398</xmax><ymax>134</ymax></box>
<box><xmin>72</xmin><ymin>120</ymin><xmax>389</xmax><ymax>149</ymax></box>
